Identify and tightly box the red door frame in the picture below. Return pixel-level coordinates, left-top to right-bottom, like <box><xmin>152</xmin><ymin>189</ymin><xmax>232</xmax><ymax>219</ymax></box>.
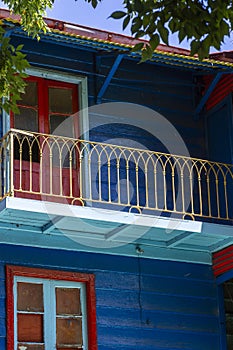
<box><xmin>11</xmin><ymin>76</ymin><xmax>80</xmax><ymax>202</ymax></box>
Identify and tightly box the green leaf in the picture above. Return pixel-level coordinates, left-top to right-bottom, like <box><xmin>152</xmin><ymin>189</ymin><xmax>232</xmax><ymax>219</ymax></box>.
<box><xmin>158</xmin><ymin>24</ymin><xmax>169</xmax><ymax>45</ymax></box>
<box><xmin>123</xmin><ymin>15</ymin><xmax>130</xmax><ymax>30</ymax></box>
<box><xmin>143</xmin><ymin>14</ymin><xmax>151</xmax><ymax>28</ymax></box>
<box><xmin>197</xmin><ymin>41</ymin><xmax>210</xmax><ymax>60</ymax></box>
<box><xmin>134</xmin><ymin>0</ymin><xmax>144</xmax><ymax>13</ymax></box>
<box><xmin>140</xmin><ymin>46</ymin><xmax>153</xmax><ymax>63</ymax></box>
<box><xmin>169</xmin><ymin>18</ymin><xmax>178</xmax><ymax>33</ymax></box>
<box><xmin>135</xmin><ymin>30</ymin><xmax>145</xmax><ymax>38</ymax></box>
<box><xmin>90</xmin><ymin>0</ymin><xmax>98</xmax><ymax>8</ymax></box>
<box><xmin>131</xmin><ymin>42</ymin><xmax>144</xmax><ymax>52</ymax></box>
<box><xmin>219</xmin><ymin>19</ymin><xmax>230</xmax><ymax>37</ymax></box>
<box><xmin>178</xmin><ymin>28</ymin><xmax>186</xmax><ymax>43</ymax></box>
<box><xmin>110</xmin><ymin>11</ymin><xmax>126</xmax><ymax>19</ymax></box>
<box><xmin>190</xmin><ymin>39</ymin><xmax>200</xmax><ymax>56</ymax></box>
<box><xmin>16</xmin><ymin>44</ymin><xmax>24</xmax><ymax>51</ymax></box>
<box><xmin>131</xmin><ymin>17</ymin><xmax>142</xmax><ymax>34</ymax></box>
<box><xmin>149</xmin><ymin>34</ymin><xmax>160</xmax><ymax>51</ymax></box>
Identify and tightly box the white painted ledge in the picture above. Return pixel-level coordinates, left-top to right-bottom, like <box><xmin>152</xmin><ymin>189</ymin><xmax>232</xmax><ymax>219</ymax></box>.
<box><xmin>1</xmin><ymin>197</ymin><xmax>202</xmax><ymax>233</ymax></box>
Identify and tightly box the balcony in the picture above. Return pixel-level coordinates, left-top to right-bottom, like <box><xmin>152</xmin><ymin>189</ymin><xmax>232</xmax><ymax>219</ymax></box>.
<box><xmin>0</xmin><ymin>129</ymin><xmax>232</xmax><ymax>226</ymax></box>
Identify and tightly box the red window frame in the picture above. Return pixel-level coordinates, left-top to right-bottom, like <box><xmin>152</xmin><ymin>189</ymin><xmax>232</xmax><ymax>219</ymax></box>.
<box><xmin>11</xmin><ymin>76</ymin><xmax>79</xmax><ymax>135</ymax></box>
<box><xmin>6</xmin><ymin>265</ymin><xmax>97</xmax><ymax>350</ymax></box>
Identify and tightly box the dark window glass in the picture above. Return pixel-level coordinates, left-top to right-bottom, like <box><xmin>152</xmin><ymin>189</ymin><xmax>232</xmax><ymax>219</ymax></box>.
<box><xmin>20</xmin><ymin>81</ymin><xmax>38</xmax><ymax>107</ymax></box>
<box><xmin>50</xmin><ymin>116</ymin><xmax>76</xmax><ymax>167</ymax></box>
<box><xmin>50</xmin><ymin>115</ymin><xmax>74</xmax><ymax>138</ymax></box>
<box><xmin>14</xmin><ymin>134</ymin><xmax>39</xmax><ymax>162</ymax></box>
<box><xmin>14</xmin><ymin>81</ymin><xmax>39</xmax><ymax>162</ymax></box>
<box><xmin>14</xmin><ymin>107</ymin><xmax>38</xmax><ymax>132</ymax></box>
<box><xmin>49</xmin><ymin>88</ymin><xmax>73</xmax><ymax>114</ymax></box>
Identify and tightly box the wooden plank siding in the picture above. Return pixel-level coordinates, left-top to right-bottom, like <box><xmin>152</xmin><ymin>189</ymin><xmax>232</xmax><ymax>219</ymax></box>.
<box><xmin>0</xmin><ymin>244</ymin><xmax>221</xmax><ymax>349</ymax></box>
<box><xmin>91</xmin><ymin>58</ymin><xmax>206</xmax><ymax>158</ymax></box>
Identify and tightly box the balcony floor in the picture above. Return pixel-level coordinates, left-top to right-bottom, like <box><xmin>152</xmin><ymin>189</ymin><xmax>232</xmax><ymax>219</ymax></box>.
<box><xmin>0</xmin><ymin>197</ymin><xmax>232</xmax><ymax>264</ymax></box>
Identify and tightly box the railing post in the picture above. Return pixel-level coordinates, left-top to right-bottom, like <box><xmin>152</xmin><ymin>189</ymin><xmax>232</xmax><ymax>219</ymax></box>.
<box><xmin>9</xmin><ymin>130</ymin><xmax>14</xmax><ymax>196</ymax></box>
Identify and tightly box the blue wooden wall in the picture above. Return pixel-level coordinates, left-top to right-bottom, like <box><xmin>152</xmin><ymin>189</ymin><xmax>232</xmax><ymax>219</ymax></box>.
<box><xmin>91</xmin><ymin>58</ymin><xmax>205</xmax><ymax>159</ymax></box>
<box><xmin>0</xmin><ymin>244</ymin><xmax>220</xmax><ymax>349</ymax></box>
<box><xmin>205</xmin><ymin>96</ymin><xmax>233</xmax><ymax>164</ymax></box>
<box><xmin>10</xmin><ymin>35</ymin><xmax>206</xmax><ymax>159</ymax></box>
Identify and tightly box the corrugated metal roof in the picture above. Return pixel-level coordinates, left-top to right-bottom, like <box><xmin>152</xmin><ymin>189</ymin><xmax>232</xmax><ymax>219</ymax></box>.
<box><xmin>213</xmin><ymin>245</ymin><xmax>233</xmax><ymax>277</ymax></box>
<box><xmin>204</xmin><ymin>74</ymin><xmax>233</xmax><ymax>110</ymax></box>
<box><xmin>1</xmin><ymin>8</ymin><xmax>233</xmax><ymax>72</ymax></box>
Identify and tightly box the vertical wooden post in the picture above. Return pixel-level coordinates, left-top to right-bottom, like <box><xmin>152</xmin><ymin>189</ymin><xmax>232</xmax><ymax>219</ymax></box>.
<box><xmin>9</xmin><ymin>131</ymin><xmax>14</xmax><ymax>196</ymax></box>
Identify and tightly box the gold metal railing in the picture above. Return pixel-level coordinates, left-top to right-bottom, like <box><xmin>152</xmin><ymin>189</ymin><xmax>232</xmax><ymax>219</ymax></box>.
<box><xmin>0</xmin><ymin>129</ymin><xmax>233</xmax><ymax>223</ymax></box>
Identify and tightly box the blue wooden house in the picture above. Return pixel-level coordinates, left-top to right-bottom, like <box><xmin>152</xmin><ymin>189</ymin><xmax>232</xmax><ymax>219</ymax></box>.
<box><xmin>1</xmin><ymin>7</ymin><xmax>233</xmax><ymax>350</ymax></box>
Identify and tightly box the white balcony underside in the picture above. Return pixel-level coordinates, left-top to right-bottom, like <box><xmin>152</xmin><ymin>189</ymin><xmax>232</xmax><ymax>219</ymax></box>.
<box><xmin>0</xmin><ymin>197</ymin><xmax>232</xmax><ymax>265</ymax></box>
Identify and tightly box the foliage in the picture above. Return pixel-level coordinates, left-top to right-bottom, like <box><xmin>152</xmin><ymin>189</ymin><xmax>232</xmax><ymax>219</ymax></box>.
<box><xmin>78</xmin><ymin>0</ymin><xmax>99</xmax><ymax>9</ymax></box>
<box><xmin>0</xmin><ymin>0</ymin><xmax>53</xmax><ymax>113</ymax></box>
<box><xmin>109</xmin><ymin>0</ymin><xmax>233</xmax><ymax>61</ymax></box>
<box><xmin>2</xmin><ymin>0</ymin><xmax>54</xmax><ymax>38</ymax></box>
<box><xmin>0</xmin><ymin>26</ymin><xmax>29</xmax><ymax>113</ymax></box>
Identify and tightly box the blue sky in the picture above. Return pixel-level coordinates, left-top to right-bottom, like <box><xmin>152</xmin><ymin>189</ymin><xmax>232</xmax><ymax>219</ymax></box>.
<box><xmin>0</xmin><ymin>0</ymin><xmax>129</xmax><ymax>34</ymax></box>
<box><xmin>46</xmin><ymin>0</ymin><xmax>129</xmax><ymax>34</ymax></box>
<box><xmin>0</xmin><ymin>0</ymin><xmax>232</xmax><ymax>51</ymax></box>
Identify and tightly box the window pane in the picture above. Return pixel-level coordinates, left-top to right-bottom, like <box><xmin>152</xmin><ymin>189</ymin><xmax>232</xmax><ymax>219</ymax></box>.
<box><xmin>18</xmin><ymin>344</ymin><xmax>44</xmax><ymax>350</ymax></box>
<box><xmin>56</xmin><ymin>288</ymin><xmax>81</xmax><ymax>315</ymax></box>
<box><xmin>50</xmin><ymin>115</ymin><xmax>74</xmax><ymax>137</ymax></box>
<box><xmin>56</xmin><ymin>318</ymin><xmax>82</xmax><ymax>346</ymax></box>
<box><xmin>49</xmin><ymin>88</ymin><xmax>73</xmax><ymax>114</ymax></box>
<box><xmin>14</xmin><ymin>107</ymin><xmax>38</xmax><ymax>132</ymax></box>
<box><xmin>18</xmin><ymin>314</ymin><xmax>44</xmax><ymax>342</ymax></box>
<box><xmin>19</xmin><ymin>81</ymin><xmax>38</xmax><ymax>107</ymax></box>
<box><xmin>17</xmin><ymin>282</ymin><xmax>44</xmax><ymax>312</ymax></box>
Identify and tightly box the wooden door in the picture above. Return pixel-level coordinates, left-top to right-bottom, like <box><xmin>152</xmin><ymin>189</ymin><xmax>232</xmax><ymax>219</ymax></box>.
<box><xmin>12</xmin><ymin>77</ymin><xmax>80</xmax><ymax>203</ymax></box>
<box><xmin>44</xmin><ymin>79</ymin><xmax>80</xmax><ymax>202</ymax></box>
